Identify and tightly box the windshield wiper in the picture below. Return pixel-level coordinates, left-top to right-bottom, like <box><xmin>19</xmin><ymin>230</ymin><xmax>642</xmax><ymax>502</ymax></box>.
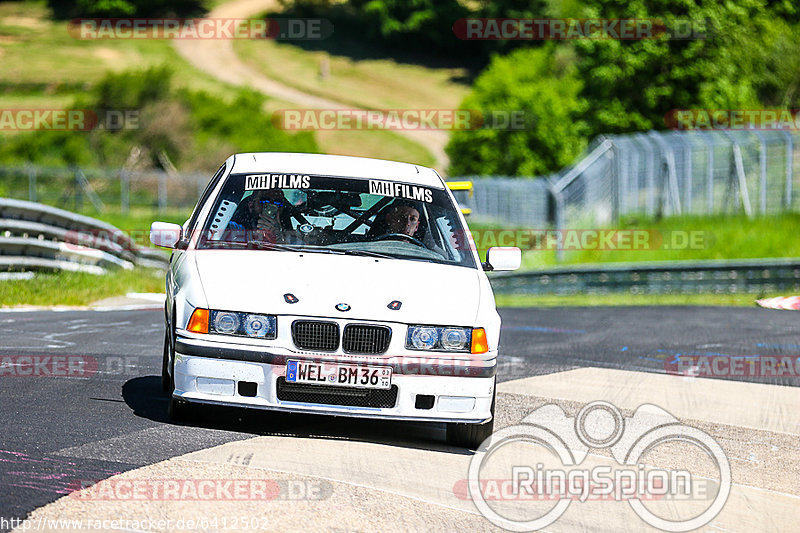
<box><xmin>340</xmin><ymin>249</ymin><xmax>395</xmax><ymax>259</ymax></box>
<box><xmin>246</xmin><ymin>240</ymin><xmax>305</xmax><ymax>252</ymax></box>
<box><xmin>249</xmin><ymin>241</ymin><xmax>353</xmax><ymax>256</ymax></box>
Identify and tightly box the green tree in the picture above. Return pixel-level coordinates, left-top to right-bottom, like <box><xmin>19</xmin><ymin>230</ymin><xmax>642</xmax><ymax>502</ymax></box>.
<box><xmin>448</xmin><ymin>0</ymin><xmax>800</xmax><ymax>175</ymax></box>
<box><xmin>47</xmin><ymin>0</ymin><xmax>206</xmax><ymax>19</ymax></box>
<box><xmin>572</xmin><ymin>0</ymin><xmax>799</xmax><ymax>134</ymax></box>
<box><xmin>446</xmin><ymin>46</ymin><xmax>588</xmax><ymax>176</ymax></box>
<box><xmin>0</xmin><ymin>67</ymin><xmax>318</xmax><ymax>170</ymax></box>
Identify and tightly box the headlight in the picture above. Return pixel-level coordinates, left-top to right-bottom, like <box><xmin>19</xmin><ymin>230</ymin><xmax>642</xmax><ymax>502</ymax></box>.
<box><xmin>213</xmin><ymin>312</ymin><xmax>240</xmax><ymax>335</ymax></box>
<box><xmin>406</xmin><ymin>326</ymin><xmax>472</xmax><ymax>352</ymax></box>
<box><xmin>209</xmin><ymin>310</ymin><xmax>277</xmax><ymax>339</ymax></box>
<box><xmin>244</xmin><ymin>314</ymin><xmax>272</xmax><ymax>338</ymax></box>
<box><xmin>441</xmin><ymin>328</ymin><xmax>468</xmax><ymax>350</ymax></box>
<box><xmin>409</xmin><ymin>327</ymin><xmax>438</xmax><ymax>350</ymax></box>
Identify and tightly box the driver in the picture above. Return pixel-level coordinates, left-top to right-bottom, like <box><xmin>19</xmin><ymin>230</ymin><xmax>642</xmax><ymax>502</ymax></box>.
<box><xmin>384</xmin><ymin>203</ymin><xmax>420</xmax><ymax>237</ymax></box>
<box><xmin>227</xmin><ymin>189</ymin><xmax>289</xmax><ymax>243</ymax></box>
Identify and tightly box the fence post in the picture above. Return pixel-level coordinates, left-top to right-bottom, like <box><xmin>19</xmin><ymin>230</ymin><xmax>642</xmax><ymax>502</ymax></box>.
<box><xmin>751</xmin><ymin>130</ymin><xmax>768</xmax><ymax>214</ymax></box>
<box><xmin>158</xmin><ymin>172</ymin><xmax>167</xmax><ymax>213</ymax></box>
<box><xmin>547</xmin><ymin>176</ymin><xmax>565</xmax><ymax>263</ymax></box>
<box><xmin>611</xmin><ymin>141</ymin><xmax>620</xmax><ymax>224</ymax></box>
<box><xmin>73</xmin><ymin>167</ymin><xmax>83</xmax><ymax>212</ymax></box>
<box><xmin>674</xmin><ymin>131</ymin><xmax>693</xmax><ymax>212</ymax></box>
<box><xmin>27</xmin><ymin>165</ymin><xmax>36</xmax><ymax>203</ymax></box>
<box><xmin>120</xmin><ymin>170</ymin><xmax>130</xmax><ymax>214</ymax></box>
<box><xmin>701</xmin><ymin>132</ymin><xmax>715</xmax><ymax>211</ymax></box>
<box><xmin>732</xmin><ymin>144</ymin><xmax>753</xmax><ymax>217</ymax></box>
<box><xmin>634</xmin><ymin>133</ymin><xmax>657</xmax><ymax>216</ymax></box>
<box><xmin>649</xmin><ymin>131</ymin><xmax>682</xmax><ymax>215</ymax></box>
<box><xmin>783</xmin><ymin>131</ymin><xmax>793</xmax><ymax>209</ymax></box>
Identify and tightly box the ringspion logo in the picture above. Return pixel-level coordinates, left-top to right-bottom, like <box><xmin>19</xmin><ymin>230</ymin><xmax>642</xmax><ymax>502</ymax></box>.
<box><xmin>463</xmin><ymin>401</ymin><xmax>730</xmax><ymax>531</ymax></box>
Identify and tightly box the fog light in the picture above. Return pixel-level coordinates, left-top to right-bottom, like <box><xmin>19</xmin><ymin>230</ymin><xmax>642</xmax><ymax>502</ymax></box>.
<box><xmin>438</xmin><ymin>396</ymin><xmax>475</xmax><ymax>413</ymax></box>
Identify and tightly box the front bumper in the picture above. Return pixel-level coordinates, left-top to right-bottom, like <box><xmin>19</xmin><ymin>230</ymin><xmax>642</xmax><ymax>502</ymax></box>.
<box><xmin>173</xmin><ymin>336</ymin><xmax>496</xmax><ymax>423</ymax></box>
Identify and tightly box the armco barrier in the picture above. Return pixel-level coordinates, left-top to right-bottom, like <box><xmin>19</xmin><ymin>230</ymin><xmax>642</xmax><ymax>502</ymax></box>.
<box><xmin>489</xmin><ymin>258</ymin><xmax>800</xmax><ymax>295</ymax></box>
<box><xmin>0</xmin><ymin>198</ymin><xmax>169</xmax><ymax>274</ymax></box>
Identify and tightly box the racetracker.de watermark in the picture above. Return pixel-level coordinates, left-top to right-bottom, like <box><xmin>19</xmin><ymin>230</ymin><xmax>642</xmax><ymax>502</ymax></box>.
<box><xmin>0</xmin><ymin>109</ymin><xmax>139</xmax><ymax>131</ymax></box>
<box><xmin>2</xmin><ymin>516</ymin><xmax>291</xmax><ymax>531</ymax></box>
<box><xmin>68</xmin><ymin>18</ymin><xmax>333</xmax><ymax>40</ymax></box>
<box><xmin>453</xmin><ymin>18</ymin><xmax>707</xmax><ymax>40</ymax></box>
<box><xmin>666</xmin><ymin>354</ymin><xmax>800</xmax><ymax>377</ymax></box>
<box><xmin>462</xmin><ymin>401</ymin><xmax>731</xmax><ymax>531</ymax></box>
<box><xmin>67</xmin><ymin>478</ymin><xmax>332</xmax><ymax>501</ymax></box>
<box><xmin>666</xmin><ymin>109</ymin><xmax>800</xmax><ymax>130</ymax></box>
<box><xmin>0</xmin><ymin>355</ymin><xmax>143</xmax><ymax>378</ymax></box>
<box><xmin>466</xmin><ymin>229</ymin><xmax>711</xmax><ymax>252</ymax></box>
<box><xmin>272</xmin><ymin>109</ymin><xmax>527</xmax><ymax>131</ymax></box>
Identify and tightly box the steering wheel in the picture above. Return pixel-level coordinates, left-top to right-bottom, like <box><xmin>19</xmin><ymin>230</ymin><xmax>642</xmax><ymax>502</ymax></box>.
<box><xmin>373</xmin><ymin>233</ymin><xmax>426</xmax><ymax>247</ymax></box>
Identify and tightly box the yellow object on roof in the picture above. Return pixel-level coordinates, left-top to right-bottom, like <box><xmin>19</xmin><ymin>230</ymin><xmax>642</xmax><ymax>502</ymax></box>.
<box><xmin>447</xmin><ymin>180</ymin><xmax>474</xmax><ymax>215</ymax></box>
<box><xmin>446</xmin><ymin>181</ymin><xmax>474</xmax><ymax>194</ymax></box>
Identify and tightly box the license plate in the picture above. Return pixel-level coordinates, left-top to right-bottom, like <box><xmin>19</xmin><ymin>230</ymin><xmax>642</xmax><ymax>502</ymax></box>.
<box><xmin>286</xmin><ymin>360</ymin><xmax>392</xmax><ymax>390</ymax></box>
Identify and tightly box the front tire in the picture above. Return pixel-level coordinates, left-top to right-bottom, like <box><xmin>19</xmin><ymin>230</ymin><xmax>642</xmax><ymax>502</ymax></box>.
<box><xmin>446</xmin><ymin>390</ymin><xmax>496</xmax><ymax>449</ymax></box>
<box><xmin>160</xmin><ymin>330</ymin><xmax>172</xmax><ymax>393</ymax></box>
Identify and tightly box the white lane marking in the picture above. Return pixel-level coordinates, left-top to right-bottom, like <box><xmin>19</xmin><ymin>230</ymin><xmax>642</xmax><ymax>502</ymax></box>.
<box><xmin>1</xmin><ymin>304</ymin><xmax>162</xmax><ymax>313</ymax></box>
<box><xmin>177</xmin><ymin>457</ymin><xmax>487</xmax><ymax>518</ymax></box>
<box><xmin>498</xmin><ymin>367</ymin><xmax>800</xmax><ymax>435</ymax></box>
<box><xmin>125</xmin><ymin>293</ymin><xmax>166</xmax><ymax>302</ymax></box>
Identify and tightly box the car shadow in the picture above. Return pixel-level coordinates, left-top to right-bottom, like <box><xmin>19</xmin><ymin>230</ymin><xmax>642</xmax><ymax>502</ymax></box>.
<box><xmin>122</xmin><ymin>376</ymin><xmax>472</xmax><ymax>456</ymax></box>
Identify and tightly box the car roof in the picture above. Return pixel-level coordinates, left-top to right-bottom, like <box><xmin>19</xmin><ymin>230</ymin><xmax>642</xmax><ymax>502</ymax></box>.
<box><xmin>228</xmin><ymin>152</ymin><xmax>444</xmax><ymax>188</ymax></box>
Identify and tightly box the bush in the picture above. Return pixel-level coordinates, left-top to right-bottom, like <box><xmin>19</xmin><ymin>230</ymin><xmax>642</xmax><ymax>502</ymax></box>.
<box><xmin>446</xmin><ymin>46</ymin><xmax>588</xmax><ymax>177</ymax></box>
<box><xmin>0</xmin><ymin>67</ymin><xmax>319</xmax><ymax>170</ymax></box>
<box><xmin>47</xmin><ymin>0</ymin><xmax>207</xmax><ymax>19</ymax></box>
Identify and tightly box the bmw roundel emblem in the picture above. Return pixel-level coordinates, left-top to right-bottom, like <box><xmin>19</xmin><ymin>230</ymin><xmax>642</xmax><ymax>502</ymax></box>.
<box><xmin>335</xmin><ymin>303</ymin><xmax>351</xmax><ymax>312</ymax></box>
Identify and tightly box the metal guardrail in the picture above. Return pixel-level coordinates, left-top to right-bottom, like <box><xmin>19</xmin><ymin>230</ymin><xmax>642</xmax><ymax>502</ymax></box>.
<box><xmin>0</xmin><ymin>198</ymin><xmax>169</xmax><ymax>274</ymax></box>
<box><xmin>489</xmin><ymin>258</ymin><xmax>800</xmax><ymax>295</ymax></box>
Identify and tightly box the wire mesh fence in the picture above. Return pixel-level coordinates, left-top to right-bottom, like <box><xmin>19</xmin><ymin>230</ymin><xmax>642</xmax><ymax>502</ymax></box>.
<box><xmin>1</xmin><ymin>129</ymin><xmax>798</xmax><ymax>227</ymax></box>
<box><xmin>456</xmin><ymin>130</ymin><xmax>800</xmax><ymax>231</ymax></box>
<box><xmin>0</xmin><ymin>164</ymin><xmax>208</xmax><ymax>214</ymax></box>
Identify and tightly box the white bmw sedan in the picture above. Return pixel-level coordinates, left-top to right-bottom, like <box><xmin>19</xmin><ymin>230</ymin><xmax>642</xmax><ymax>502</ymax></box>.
<box><xmin>150</xmin><ymin>153</ymin><xmax>520</xmax><ymax>448</ymax></box>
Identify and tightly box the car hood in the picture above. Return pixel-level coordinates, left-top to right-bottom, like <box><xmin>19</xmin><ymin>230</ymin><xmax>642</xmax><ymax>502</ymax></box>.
<box><xmin>193</xmin><ymin>250</ymin><xmax>482</xmax><ymax>325</ymax></box>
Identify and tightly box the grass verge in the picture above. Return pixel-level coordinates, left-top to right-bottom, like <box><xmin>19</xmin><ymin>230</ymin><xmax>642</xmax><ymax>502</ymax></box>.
<box><xmin>0</xmin><ymin>267</ymin><xmax>165</xmax><ymax>307</ymax></box>
<box><xmin>0</xmin><ymin>1</ymin><xmax>438</xmax><ymax>168</ymax></box>
<box><xmin>0</xmin><ymin>1</ymin><xmax>238</xmax><ymax>101</ymax></box>
<box><xmin>469</xmin><ymin>213</ymin><xmax>800</xmax><ymax>270</ymax></box>
<box><xmin>79</xmin><ymin>207</ymin><xmax>191</xmax><ymax>232</ymax></box>
<box><xmin>494</xmin><ymin>292</ymin><xmax>767</xmax><ymax>307</ymax></box>
<box><xmin>234</xmin><ymin>28</ymin><xmax>470</xmax><ymax>113</ymax></box>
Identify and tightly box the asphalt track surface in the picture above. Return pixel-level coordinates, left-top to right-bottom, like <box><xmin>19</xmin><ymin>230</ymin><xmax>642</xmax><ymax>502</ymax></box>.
<box><xmin>1</xmin><ymin>305</ymin><xmax>798</xmax><ymax>529</ymax></box>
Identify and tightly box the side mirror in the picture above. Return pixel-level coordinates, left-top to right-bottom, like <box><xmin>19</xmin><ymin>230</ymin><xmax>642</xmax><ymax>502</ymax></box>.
<box><xmin>150</xmin><ymin>221</ymin><xmax>183</xmax><ymax>249</ymax></box>
<box><xmin>483</xmin><ymin>247</ymin><xmax>521</xmax><ymax>271</ymax></box>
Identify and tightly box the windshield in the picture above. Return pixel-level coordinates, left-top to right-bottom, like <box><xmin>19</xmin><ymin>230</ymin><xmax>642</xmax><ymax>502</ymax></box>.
<box><xmin>197</xmin><ymin>173</ymin><xmax>477</xmax><ymax>269</ymax></box>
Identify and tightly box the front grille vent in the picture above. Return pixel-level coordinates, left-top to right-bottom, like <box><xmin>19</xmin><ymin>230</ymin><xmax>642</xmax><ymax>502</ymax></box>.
<box><xmin>342</xmin><ymin>325</ymin><xmax>391</xmax><ymax>354</ymax></box>
<box><xmin>291</xmin><ymin>320</ymin><xmax>339</xmax><ymax>351</ymax></box>
<box><xmin>276</xmin><ymin>378</ymin><xmax>398</xmax><ymax>408</ymax></box>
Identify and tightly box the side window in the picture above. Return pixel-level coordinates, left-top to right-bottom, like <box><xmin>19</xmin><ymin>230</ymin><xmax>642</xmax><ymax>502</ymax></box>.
<box><xmin>186</xmin><ymin>163</ymin><xmax>226</xmax><ymax>237</ymax></box>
